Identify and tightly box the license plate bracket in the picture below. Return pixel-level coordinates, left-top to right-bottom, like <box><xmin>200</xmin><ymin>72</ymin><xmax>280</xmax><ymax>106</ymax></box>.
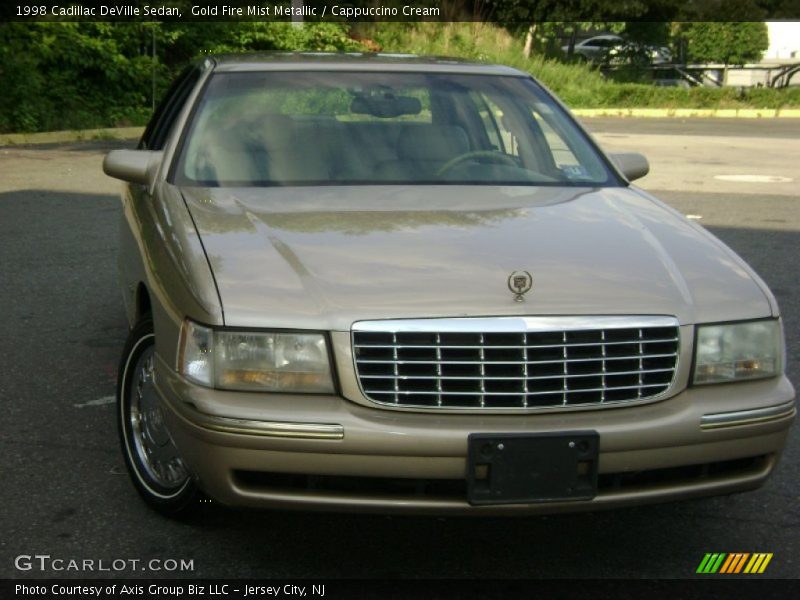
<box><xmin>467</xmin><ymin>431</ymin><xmax>599</xmax><ymax>505</ymax></box>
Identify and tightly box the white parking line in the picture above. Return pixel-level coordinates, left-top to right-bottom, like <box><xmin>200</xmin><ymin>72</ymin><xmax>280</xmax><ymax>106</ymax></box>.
<box><xmin>74</xmin><ymin>395</ymin><xmax>115</xmax><ymax>408</ymax></box>
<box><xmin>713</xmin><ymin>174</ymin><xmax>793</xmax><ymax>183</ymax></box>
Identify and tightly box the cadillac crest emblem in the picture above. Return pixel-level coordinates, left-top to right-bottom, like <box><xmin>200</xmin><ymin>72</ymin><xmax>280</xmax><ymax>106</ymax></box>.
<box><xmin>507</xmin><ymin>271</ymin><xmax>533</xmax><ymax>302</ymax></box>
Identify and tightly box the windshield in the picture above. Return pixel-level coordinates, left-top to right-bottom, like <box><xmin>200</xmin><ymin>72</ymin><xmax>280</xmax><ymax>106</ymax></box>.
<box><xmin>173</xmin><ymin>71</ymin><xmax>618</xmax><ymax>187</ymax></box>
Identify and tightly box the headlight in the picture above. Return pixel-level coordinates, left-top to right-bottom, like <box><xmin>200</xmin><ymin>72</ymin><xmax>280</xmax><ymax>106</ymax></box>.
<box><xmin>693</xmin><ymin>319</ymin><xmax>783</xmax><ymax>385</ymax></box>
<box><xmin>178</xmin><ymin>320</ymin><xmax>334</xmax><ymax>393</ymax></box>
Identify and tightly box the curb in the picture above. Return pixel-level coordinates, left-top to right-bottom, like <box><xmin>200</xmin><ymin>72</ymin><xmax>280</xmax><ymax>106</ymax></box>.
<box><xmin>0</xmin><ymin>126</ymin><xmax>144</xmax><ymax>146</ymax></box>
<box><xmin>573</xmin><ymin>108</ymin><xmax>800</xmax><ymax>118</ymax></box>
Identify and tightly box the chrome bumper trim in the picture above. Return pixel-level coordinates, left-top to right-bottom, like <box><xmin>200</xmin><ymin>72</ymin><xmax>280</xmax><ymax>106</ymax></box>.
<box><xmin>701</xmin><ymin>401</ymin><xmax>796</xmax><ymax>430</ymax></box>
<box><xmin>189</xmin><ymin>411</ymin><xmax>344</xmax><ymax>440</ymax></box>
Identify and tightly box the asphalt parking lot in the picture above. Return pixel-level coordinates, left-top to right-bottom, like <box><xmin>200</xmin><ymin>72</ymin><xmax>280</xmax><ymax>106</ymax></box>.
<box><xmin>0</xmin><ymin>118</ymin><xmax>798</xmax><ymax>579</ymax></box>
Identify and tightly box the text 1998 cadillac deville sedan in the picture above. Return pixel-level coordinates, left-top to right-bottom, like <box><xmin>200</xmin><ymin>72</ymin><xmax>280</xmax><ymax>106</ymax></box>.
<box><xmin>103</xmin><ymin>53</ymin><xmax>795</xmax><ymax>516</ymax></box>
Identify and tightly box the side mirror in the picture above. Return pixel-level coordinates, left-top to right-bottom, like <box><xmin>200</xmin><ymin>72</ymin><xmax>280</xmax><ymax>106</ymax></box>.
<box><xmin>103</xmin><ymin>150</ymin><xmax>163</xmax><ymax>185</ymax></box>
<box><xmin>609</xmin><ymin>152</ymin><xmax>649</xmax><ymax>182</ymax></box>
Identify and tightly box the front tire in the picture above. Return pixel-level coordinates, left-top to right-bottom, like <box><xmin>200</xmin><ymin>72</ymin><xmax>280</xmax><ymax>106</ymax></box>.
<box><xmin>117</xmin><ymin>315</ymin><xmax>198</xmax><ymax>516</ymax></box>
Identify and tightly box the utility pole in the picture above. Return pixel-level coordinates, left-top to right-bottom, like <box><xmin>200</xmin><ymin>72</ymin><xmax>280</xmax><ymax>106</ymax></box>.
<box><xmin>151</xmin><ymin>24</ymin><xmax>156</xmax><ymax>112</ymax></box>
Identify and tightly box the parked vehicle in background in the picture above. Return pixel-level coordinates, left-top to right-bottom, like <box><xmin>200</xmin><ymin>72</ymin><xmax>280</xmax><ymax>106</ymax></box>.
<box><xmin>563</xmin><ymin>35</ymin><xmax>623</xmax><ymax>62</ymax></box>
<box><xmin>608</xmin><ymin>42</ymin><xmax>673</xmax><ymax>65</ymax></box>
<box><xmin>565</xmin><ymin>35</ymin><xmax>673</xmax><ymax>65</ymax></box>
<box><xmin>103</xmin><ymin>53</ymin><xmax>794</xmax><ymax>517</ymax></box>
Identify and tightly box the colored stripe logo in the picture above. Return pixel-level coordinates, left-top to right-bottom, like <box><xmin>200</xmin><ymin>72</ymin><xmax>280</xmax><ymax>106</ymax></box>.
<box><xmin>696</xmin><ymin>553</ymin><xmax>773</xmax><ymax>574</ymax></box>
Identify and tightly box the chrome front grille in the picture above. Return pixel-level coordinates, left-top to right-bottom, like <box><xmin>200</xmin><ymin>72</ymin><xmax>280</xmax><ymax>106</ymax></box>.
<box><xmin>352</xmin><ymin>317</ymin><xmax>680</xmax><ymax>410</ymax></box>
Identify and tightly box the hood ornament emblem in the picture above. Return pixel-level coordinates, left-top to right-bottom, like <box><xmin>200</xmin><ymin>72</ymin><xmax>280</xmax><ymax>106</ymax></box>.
<box><xmin>508</xmin><ymin>271</ymin><xmax>533</xmax><ymax>302</ymax></box>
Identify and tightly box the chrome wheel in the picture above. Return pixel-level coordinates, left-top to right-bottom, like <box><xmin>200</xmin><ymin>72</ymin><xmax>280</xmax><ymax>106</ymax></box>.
<box><xmin>119</xmin><ymin>318</ymin><xmax>199</xmax><ymax>516</ymax></box>
<box><xmin>128</xmin><ymin>342</ymin><xmax>188</xmax><ymax>490</ymax></box>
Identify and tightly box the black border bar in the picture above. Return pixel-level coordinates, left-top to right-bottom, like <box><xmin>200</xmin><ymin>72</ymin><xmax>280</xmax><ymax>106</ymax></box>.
<box><xmin>4</xmin><ymin>579</ymin><xmax>800</xmax><ymax>600</ymax></box>
<box><xmin>3</xmin><ymin>1</ymin><xmax>800</xmax><ymax>23</ymax></box>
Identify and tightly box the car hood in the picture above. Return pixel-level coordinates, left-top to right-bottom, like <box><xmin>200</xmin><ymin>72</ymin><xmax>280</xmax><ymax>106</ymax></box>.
<box><xmin>179</xmin><ymin>185</ymin><xmax>773</xmax><ymax>330</ymax></box>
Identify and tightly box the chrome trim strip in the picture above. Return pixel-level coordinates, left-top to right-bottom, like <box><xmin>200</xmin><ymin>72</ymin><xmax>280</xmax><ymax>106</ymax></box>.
<box><xmin>359</xmin><ymin>367</ymin><xmax>674</xmax><ymax>381</ymax></box>
<box><xmin>192</xmin><ymin>413</ymin><xmax>344</xmax><ymax>439</ymax></box>
<box><xmin>353</xmin><ymin>315</ymin><xmax>679</xmax><ymax>333</ymax></box>
<box><xmin>354</xmin><ymin>337</ymin><xmax>679</xmax><ymax>350</ymax></box>
<box><xmin>701</xmin><ymin>401</ymin><xmax>796</xmax><ymax>430</ymax></box>
<box><xmin>356</xmin><ymin>352</ymin><xmax>678</xmax><ymax>365</ymax></box>
<box><xmin>366</xmin><ymin>383</ymin><xmax>667</xmax><ymax>397</ymax></box>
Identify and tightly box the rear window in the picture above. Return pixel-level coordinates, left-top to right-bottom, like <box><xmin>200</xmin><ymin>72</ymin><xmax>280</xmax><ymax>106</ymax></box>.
<box><xmin>172</xmin><ymin>71</ymin><xmax>616</xmax><ymax>187</ymax></box>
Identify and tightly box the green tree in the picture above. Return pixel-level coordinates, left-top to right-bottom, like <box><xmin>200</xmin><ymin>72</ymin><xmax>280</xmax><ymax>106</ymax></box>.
<box><xmin>0</xmin><ymin>21</ymin><xmax>363</xmax><ymax>133</ymax></box>
<box><xmin>680</xmin><ymin>22</ymin><xmax>769</xmax><ymax>65</ymax></box>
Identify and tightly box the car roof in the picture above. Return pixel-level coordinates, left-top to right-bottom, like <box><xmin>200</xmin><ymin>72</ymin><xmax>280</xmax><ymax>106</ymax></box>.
<box><xmin>209</xmin><ymin>52</ymin><xmax>528</xmax><ymax>76</ymax></box>
<box><xmin>583</xmin><ymin>34</ymin><xmax>623</xmax><ymax>40</ymax></box>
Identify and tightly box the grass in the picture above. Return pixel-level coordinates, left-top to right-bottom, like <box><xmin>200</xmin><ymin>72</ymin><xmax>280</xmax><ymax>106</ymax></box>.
<box><xmin>4</xmin><ymin>22</ymin><xmax>797</xmax><ymax>136</ymax></box>
<box><xmin>361</xmin><ymin>23</ymin><xmax>800</xmax><ymax>110</ymax></box>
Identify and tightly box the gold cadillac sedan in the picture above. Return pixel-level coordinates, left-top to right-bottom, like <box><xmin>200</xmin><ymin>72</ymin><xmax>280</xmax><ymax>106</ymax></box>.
<box><xmin>104</xmin><ymin>53</ymin><xmax>795</xmax><ymax>516</ymax></box>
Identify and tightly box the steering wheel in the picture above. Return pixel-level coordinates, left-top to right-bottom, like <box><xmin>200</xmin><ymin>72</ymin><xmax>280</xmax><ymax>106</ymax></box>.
<box><xmin>436</xmin><ymin>150</ymin><xmax>519</xmax><ymax>177</ymax></box>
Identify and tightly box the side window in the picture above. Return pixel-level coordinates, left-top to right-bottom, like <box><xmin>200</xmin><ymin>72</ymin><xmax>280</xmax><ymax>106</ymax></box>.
<box><xmin>139</xmin><ymin>67</ymin><xmax>203</xmax><ymax>150</ymax></box>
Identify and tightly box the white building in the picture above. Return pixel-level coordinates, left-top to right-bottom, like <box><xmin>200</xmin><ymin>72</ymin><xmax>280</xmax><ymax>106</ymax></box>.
<box><xmin>707</xmin><ymin>22</ymin><xmax>800</xmax><ymax>87</ymax></box>
<box><xmin>765</xmin><ymin>22</ymin><xmax>800</xmax><ymax>61</ymax></box>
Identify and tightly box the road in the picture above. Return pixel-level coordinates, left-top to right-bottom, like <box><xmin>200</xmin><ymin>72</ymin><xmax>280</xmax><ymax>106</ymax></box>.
<box><xmin>0</xmin><ymin>119</ymin><xmax>798</xmax><ymax>579</ymax></box>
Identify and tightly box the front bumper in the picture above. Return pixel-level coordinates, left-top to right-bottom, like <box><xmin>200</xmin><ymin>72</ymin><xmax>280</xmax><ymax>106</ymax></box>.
<box><xmin>156</xmin><ymin>354</ymin><xmax>795</xmax><ymax>514</ymax></box>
